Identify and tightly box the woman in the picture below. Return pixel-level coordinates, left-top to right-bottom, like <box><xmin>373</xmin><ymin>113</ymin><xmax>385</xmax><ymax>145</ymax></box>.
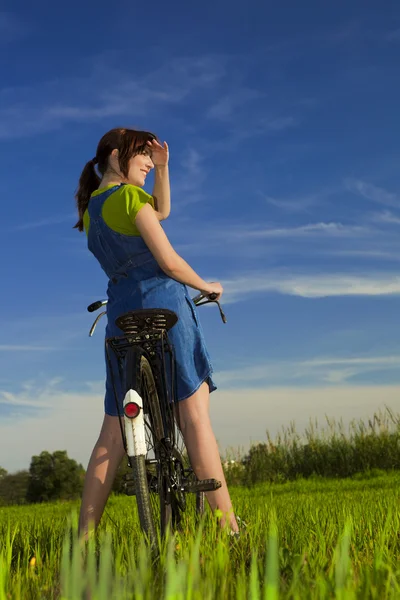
<box><xmin>74</xmin><ymin>127</ymin><xmax>239</xmax><ymax>537</ymax></box>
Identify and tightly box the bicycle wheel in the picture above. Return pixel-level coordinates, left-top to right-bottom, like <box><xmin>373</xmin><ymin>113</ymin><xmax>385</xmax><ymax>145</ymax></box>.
<box><xmin>124</xmin><ymin>348</ymin><xmax>171</xmax><ymax>547</ymax></box>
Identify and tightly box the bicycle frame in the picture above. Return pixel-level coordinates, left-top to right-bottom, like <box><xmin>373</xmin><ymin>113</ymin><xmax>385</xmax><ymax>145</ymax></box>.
<box><xmin>86</xmin><ymin>291</ymin><xmax>227</xmax><ymax>507</ymax></box>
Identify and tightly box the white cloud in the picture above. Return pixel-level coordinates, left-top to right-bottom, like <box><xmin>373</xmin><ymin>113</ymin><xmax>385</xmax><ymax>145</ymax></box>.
<box><xmin>262</xmin><ymin>185</ymin><xmax>340</xmax><ymax>214</ymax></box>
<box><xmin>371</xmin><ymin>210</ymin><xmax>400</xmax><ymax>226</ymax></box>
<box><xmin>211</xmin><ymin>386</ymin><xmax>400</xmax><ymax>452</ymax></box>
<box><xmin>176</xmin><ymin>221</ymin><xmax>371</xmax><ymax>256</ymax></box>
<box><xmin>0</xmin><ymin>377</ymin><xmax>65</xmax><ymax>407</ymax></box>
<box><xmin>172</xmin><ymin>149</ymin><xmax>207</xmax><ymax>207</ymax></box>
<box><xmin>0</xmin><ymin>384</ymin><xmax>102</xmax><ymax>472</ymax></box>
<box><xmin>264</xmin><ymin>194</ymin><xmax>320</xmax><ymax>213</ymax></box>
<box><xmin>232</xmin><ymin>222</ymin><xmax>367</xmax><ymax>240</ymax></box>
<box><xmin>219</xmin><ymin>271</ymin><xmax>400</xmax><ymax>301</ymax></box>
<box><xmin>259</xmin><ymin>116</ymin><xmax>297</xmax><ymax>132</ymax></box>
<box><xmin>1</xmin><ymin>379</ymin><xmax>400</xmax><ymax>471</ymax></box>
<box><xmin>215</xmin><ymin>354</ymin><xmax>400</xmax><ymax>387</ymax></box>
<box><xmin>0</xmin><ymin>345</ymin><xmax>54</xmax><ymax>352</ymax></box>
<box><xmin>207</xmin><ymin>88</ymin><xmax>264</xmax><ymax>120</ymax></box>
<box><xmin>12</xmin><ymin>214</ymin><xmax>75</xmax><ymax>231</ymax></box>
<box><xmin>345</xmin><ymin>179</ymin><xmax>400</xmax><ymax>209</ymax></box>
<box><xmin>327</xmin><ymin>249</ymin><xmax>400</xmax><ymax>261</ymax></box>
<box><xmin>216</xmin><ymin>115</ymin><xmax>297</xmax><ymax>149</ymax></box>
<box><xmin>0</xmin><ymin>56</ymin><xmax>227</xmax><ymax>139</ymax></box>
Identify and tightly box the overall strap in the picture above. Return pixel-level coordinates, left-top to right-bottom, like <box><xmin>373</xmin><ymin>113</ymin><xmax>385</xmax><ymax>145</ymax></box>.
<box><xmin>87</xmin><ymin>184</ymin><xmax>124</xmax><ymax>220</ymax></box>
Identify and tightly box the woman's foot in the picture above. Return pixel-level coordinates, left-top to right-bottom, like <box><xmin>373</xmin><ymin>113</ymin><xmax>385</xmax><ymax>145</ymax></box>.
<box><xmin>229</xmin><ymin>515</ymin><xmax>247</xmax><ymax>538</ymax></box>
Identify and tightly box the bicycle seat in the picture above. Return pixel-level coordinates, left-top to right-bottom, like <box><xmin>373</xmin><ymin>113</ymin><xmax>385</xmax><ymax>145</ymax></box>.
<box><xmin>115</xmin><ymin>309</ymin><xmax>178</xmax><ymax>335</ymax></box>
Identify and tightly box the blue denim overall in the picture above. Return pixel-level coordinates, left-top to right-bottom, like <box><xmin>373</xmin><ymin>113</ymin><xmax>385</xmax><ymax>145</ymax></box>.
<box><xmin>87</xmin><ymin>184</ymin><xmax>217</xmax><ymax>416</ymax></box>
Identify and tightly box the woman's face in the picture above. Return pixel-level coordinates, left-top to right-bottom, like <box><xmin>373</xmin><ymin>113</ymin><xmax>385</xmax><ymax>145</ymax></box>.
<box><xmin>127</xmin><ymin>149</ymin><xmax>154</xmax><ymax>187</ymax></box>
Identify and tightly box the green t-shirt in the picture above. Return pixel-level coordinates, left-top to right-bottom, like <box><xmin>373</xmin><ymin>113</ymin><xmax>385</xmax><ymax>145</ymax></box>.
<box><xmin>83</xmin><ymin>184</ymin><xmax>155</xmax><ymax>236</ymax></box>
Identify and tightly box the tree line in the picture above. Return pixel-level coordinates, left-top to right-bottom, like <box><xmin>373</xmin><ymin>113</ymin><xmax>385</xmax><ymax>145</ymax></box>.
<box><xmin>2</xmin><ymin>407</ymin><xmax>400</xmax><ymax>504</ymax></box>
<box><xmin>0</xmin><ymin>450</ymin><xmax>131</xmax><ymax>506</ymax></box>
<box><xmin>224</xmin><ymin>406</ymin><xmax>400</xmax><ymax>486</ymax></box>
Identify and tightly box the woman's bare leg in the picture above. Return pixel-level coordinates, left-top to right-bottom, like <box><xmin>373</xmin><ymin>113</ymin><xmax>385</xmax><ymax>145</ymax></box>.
<box><xmin>78</xmin><ymin>415</ymin><xmax>125</xmax><ymax>539</ymax></box>
<box><xmin>174</xmin><ymin>382</ymin><xmax>239</xmax><ymax>533</ymax></box>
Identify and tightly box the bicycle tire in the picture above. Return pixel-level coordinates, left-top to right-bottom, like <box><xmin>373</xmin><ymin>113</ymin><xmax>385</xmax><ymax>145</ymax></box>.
<box><xmin>124</xmin><ymin>349</ymin><xmax>171</xmax><ymax>547</ymax></box>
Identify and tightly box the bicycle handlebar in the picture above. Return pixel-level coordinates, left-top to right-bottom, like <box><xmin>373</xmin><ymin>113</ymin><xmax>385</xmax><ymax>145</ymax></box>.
<box><xmin>87</xmin><ymin>292</ymin><xmax>219</xmax><ymax>313</ymax></box>
<box><xmin>86</xmin><ymin>290</ymin><xmax>226</xmax><ymax>337</ymax></box>
<box><xmin>87</xmin><ymin>300</ymin><xmax>107</xmax><ymax>313</ymax></box>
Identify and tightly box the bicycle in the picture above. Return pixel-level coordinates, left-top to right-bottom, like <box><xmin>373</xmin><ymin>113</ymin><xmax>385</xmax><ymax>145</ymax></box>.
<box><xmin>87</xmin><ymin>291</ymin><xmax>227</xmax><ymax>549</ymax></box>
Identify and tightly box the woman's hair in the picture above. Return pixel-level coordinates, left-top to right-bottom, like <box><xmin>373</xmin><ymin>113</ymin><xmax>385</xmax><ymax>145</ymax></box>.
<box><xmin>74</xmin><ymin>127</ymin><xmax>157</xmax><ymax>231</ymax></box>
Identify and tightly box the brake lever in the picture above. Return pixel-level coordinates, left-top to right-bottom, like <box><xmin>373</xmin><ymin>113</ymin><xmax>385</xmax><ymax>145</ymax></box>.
<box><xmin>89</xmin><ymin>310</ymin><xmax>106</xmax><ymax>337</ymax></box>
<box><xmin>192</xmin><ymin>293</ymin><xmax>227</xmax><ymax>323</ymax></box>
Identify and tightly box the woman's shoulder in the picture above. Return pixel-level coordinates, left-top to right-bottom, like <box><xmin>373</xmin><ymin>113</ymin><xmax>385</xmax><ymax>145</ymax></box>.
<box><xmin>120</xmin><ymin>185</ymin><xmax>154</xmax><ymax>212</ymax></box>
<box><xmin>122</xmin><ymin>184</ymin><xmax>152</xmax><ymax>200</ymax></box>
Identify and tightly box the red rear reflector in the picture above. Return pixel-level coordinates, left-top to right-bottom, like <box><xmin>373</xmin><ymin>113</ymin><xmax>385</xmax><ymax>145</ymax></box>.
<box><xmin>124</xmin><ymin>402</ymin><xmax>140</xmax><ymax>418</ymax></box>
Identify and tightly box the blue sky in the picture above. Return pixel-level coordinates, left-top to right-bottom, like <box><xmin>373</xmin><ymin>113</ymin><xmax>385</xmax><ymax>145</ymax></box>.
<box><xmin>1</xmin><ymin>1</ymin><xmax>400</xmax><ymax>471</ymax></box>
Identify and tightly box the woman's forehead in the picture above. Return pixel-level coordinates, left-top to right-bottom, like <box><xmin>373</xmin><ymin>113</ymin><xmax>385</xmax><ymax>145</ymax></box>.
<box><xmin>135</xmin><ymin>146</ymin><xmax>152</xmax><ymax>157</ymax></box>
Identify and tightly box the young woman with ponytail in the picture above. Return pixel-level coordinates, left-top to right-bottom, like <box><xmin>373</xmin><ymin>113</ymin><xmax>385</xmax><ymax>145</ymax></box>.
<box><xmin>75</xmin><ymin>127</ymin><xmax>239</xmax><ymax>538</ymax></box>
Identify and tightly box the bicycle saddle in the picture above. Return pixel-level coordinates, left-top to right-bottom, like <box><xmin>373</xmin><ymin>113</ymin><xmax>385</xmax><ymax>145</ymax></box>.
<box><xmin>115</xmin><ymin>309</ymin><xmax>178</xmax><ymax>335</ymax></box>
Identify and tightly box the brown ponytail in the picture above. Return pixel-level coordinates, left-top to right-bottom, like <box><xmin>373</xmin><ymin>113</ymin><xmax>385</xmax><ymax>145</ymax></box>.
<box><xmin>74</xmin><ymin>127</ymin><xmax>158</xmax><ymax>232</ymax></box>
<box><xmin>74</xmin><ymin>159</ymin><xmax>100</xmax><ymax>231</ymax></box>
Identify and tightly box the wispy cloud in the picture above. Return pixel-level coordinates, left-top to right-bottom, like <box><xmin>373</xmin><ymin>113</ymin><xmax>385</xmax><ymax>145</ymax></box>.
<box><xmin>328</xmin><ymin>249</ymin><xmax>400</xmax><ymax>262</ymax></box>
<box><xmin>370</xmin><ymin>210</ymin><xmax>400</xmax><ymax>226</ymax></box>
<box><xmin>12</xmin><ymin>214</ymin><xmax>75</xmax><ymax>231</ymax></box>
<box><xmin>175</xmin><ymin>218</ymin><xmax>374</xmax><ymax>258</ymax></box>
<box><xmin>203</xmin><ymin>221</ymin><xmax>369</xmax><ymax>244</ymax></box>
<box><xmin>204</xmin><ymin>81</ymin><xmax>297</xmax><ymax>148</ymax></box>
<box><xmin>345</xmin><ymin>179</ymin><xmax>400</xmax><ymax>208</ymax></box>
<box><xmin>262</xmin><ymin>185</ymin><xmax>339</xmax><ymax>214</ymax></box>
<box><xmin>259</xmin><ymin>116</ymin><xmax>297</xmax><ymax>132</ymax></box>
<box><xmin>264</xmin><ymin>194</ymin><xmax>319</xmax><ymax>213</ymax></box>
<box><xmin>216</xmin><ymin>354</ymin><xmax>400</xmax><ymax>387</ymax></box>
<box><xmin>0</xmin><ymin>379</ymin><xmax>103</xmax><ymax>470</ymax></box>
<box><xmin>232</xmin><ymin>222</ymin><xmax>368</xmax><ymax>240</ymax></box>
<box><xmin>0</xmin><ymin>345</ymin><xmax>54</xmax><ymax>352</ymax></box>
<box><xmin>0</xmin><ymin>377</ymin><xmax>64</xmax><ymax>409</ymax></box>
<box><xmin>0</xmin><ymin>55</ymin><xmax>227</xmax><ymax>139</ymax></box>
<box><xmin>215</xmin><ymin>115</ymin><xmax>297</xmax><ymax>150</ymax></box>
<box><xmin>0</xmin><ymin>312</ymin><xmax>90</xmax><ymax>359</ymax></box>
<box><xmin>2</xmin><ymin>376</ymin><xmax>400</xmax><ymax>470</ymax></box>
<box><xmin>206</xmin><ymin>88</ymin><xmax>265</xmax><ymax>121</ymax></box>
<box><xmin>172</xmin><ymin>149</ymin><xmax>207</xmax><ymax>207</ymax></box>
<box><xmin>218</xmin><ymin>271</ymin><xmax>400</xmax><ymax>302</ymax></box>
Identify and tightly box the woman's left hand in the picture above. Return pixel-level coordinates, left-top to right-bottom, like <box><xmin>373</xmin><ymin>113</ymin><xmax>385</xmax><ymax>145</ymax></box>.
<box><xmin>147</xmin><ymin>139</ymin><xmax>169</xmax><ymax>167</ymax></box>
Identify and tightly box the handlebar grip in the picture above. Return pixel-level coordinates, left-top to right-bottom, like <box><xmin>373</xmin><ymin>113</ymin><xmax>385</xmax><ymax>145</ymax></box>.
<box><xmin>87</xmin><ymin>300</ymin><xmax>104</xmax><ymax>313</ymax></box>
<box><xmin>192</xmin><ymin>292</ymin><xmax>219</xmax><ymax>303</ymax></box>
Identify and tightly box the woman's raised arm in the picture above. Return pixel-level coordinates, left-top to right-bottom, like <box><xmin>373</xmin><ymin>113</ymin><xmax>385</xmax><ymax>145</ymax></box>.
<box><xmin>135</xmin><ymin>203</ymin><xmax>221</xmax><ymax>297</ymax></box>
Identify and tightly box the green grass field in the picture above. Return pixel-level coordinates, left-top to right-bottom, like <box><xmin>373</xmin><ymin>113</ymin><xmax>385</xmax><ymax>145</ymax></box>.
<box><xmin>0</xmin><ymin>472</ymin><xmax>399</xmax><ymax>599</ymax></box>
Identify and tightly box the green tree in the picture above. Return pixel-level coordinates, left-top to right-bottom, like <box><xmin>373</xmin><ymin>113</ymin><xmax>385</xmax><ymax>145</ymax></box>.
<box><xmin>0</xmin><ymin>470</ymin><xmax>29</xmax><ymax>505</ymax></box>
<box><xmin>112</xmin><ymin>458</ymin><xmax>132</xmax><ymax>494</ymax></box>
<box><xmin>0</xmin><ymin>467</ymin><xmax>7</xmax><ymax>479</ymax></box>
<box><xmin>26</xmin><ymin>450</ymin><xmax>84</xmax><ymax>503</ymax></box>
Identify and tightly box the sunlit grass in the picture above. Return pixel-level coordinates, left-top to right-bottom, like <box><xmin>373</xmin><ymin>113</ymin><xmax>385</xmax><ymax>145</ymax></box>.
<box><xmin>1</xmin><ymin>473</ymin><xmax>400</xmax><ymax>598</ymax></box>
